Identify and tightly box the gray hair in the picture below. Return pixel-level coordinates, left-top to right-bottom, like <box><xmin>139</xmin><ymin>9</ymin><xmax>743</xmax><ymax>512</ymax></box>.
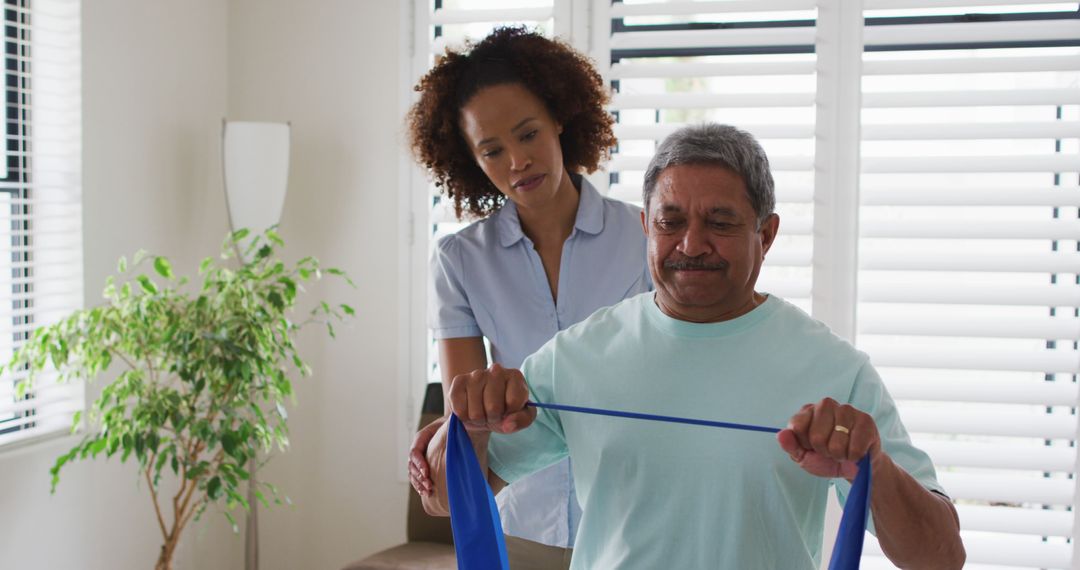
<box><xmin>642</xmin><ymin>123</ymin><xmax>775</xmax><ymax>224</ymax></box>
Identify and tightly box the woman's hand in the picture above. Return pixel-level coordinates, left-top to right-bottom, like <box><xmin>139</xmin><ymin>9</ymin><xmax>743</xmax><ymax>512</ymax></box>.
<box><xmin>409</xmin><ymin>415</ymin><xmax>447</xmax><ymax>497</ymax></box>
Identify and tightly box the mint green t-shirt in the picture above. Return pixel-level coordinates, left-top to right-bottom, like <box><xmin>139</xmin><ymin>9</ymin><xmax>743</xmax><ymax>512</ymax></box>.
<box><xmin>488</xmin><ymin>293</ymin><xmax>942</xmax><ymax>569</ymax></box>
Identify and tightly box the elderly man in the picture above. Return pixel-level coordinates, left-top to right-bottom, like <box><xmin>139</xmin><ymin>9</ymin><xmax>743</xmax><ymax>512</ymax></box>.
<box><xmin>420</xmin><ymin>124</ymin><xmax>965</xmax><ymax>569</ymax></box>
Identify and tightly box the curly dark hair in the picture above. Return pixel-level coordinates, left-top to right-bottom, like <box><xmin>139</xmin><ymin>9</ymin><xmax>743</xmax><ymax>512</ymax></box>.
<box><xmin>407</xmin><ymin>27</ymin><xmax>617</xmax><ymax>220</ymax></box>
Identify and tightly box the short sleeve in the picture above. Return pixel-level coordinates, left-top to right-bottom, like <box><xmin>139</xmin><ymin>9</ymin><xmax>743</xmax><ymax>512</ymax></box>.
<box><xmin>429</xmin><ymin>235</ymin><xmax>483</xmax><ymax>339</ymax></box>
<box><xmin>487</xmin><ymin>340</ymin><xmax>569</xmax><ymax>484</ymax></box>
<box><xmin>833</xmin><ymin>360</ymin><xmax>946</xmax><ymax>533</ymax></box>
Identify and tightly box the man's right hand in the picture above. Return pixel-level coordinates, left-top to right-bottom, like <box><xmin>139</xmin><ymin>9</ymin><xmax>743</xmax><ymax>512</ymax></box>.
<box><xmin>448</xmin><ymin>363</ymin><xmax>536</xmax><ymax>434</ymax></box>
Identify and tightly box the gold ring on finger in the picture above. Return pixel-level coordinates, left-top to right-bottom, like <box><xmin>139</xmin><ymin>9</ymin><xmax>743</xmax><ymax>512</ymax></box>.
<box><xmin>834</xmin><ymin>425</ymin><xmax>851</xmax><ymax>435</ymax></box>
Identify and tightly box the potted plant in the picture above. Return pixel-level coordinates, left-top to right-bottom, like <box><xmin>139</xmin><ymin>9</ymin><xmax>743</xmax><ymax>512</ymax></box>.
<box><xmin>6</xmin><ymin>229</ymin><xmax>353</xmax><ymax>570</ymax></box>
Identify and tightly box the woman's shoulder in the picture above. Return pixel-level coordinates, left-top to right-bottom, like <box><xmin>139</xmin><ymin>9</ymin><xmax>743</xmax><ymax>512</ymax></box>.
<box><xmin>433</xmin><ymin>214</ymin><xmax>502</xmax><ymax>256</ymax></box>
<box><xmin>600</xmin><ymin>194</ymin><xmax>643</xmax><ymax>218</ymax></box>
<box><xmin>597</xmin><ymin>195</ymin><xmax>646</xmax><ymax>243</ymax></box>
<box><xmin>554</xmin><ymin>292</ymin><xmax>650</xmax><ymax>346</ymax></box>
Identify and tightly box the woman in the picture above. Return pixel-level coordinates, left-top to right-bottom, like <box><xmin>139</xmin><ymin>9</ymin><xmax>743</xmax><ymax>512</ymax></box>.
<box><xmin>406</xmin><ymin>27</ymin><xmax>651</xmax><ymax>569</ymax></box>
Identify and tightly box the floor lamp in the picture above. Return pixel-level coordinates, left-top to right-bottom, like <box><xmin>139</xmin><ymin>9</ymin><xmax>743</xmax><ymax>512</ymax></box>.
<box><xmin>222</xmin><ymin>120</ymin><xmax>291</xmax><ymax>570</ymax></box>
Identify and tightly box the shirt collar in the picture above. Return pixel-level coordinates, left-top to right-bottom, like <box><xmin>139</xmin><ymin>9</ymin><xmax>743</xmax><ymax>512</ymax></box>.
<box><xmin>495</xmin><ymin>175</ymin><xmax>606</xmax><ymax>248</ymax></box>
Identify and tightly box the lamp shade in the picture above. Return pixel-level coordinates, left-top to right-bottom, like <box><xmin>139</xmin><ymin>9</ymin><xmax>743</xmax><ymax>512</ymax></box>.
<box><xmin>222</xmin><ymin>120</ymin><xmax>290</xmax><ymax>240</ymax></box>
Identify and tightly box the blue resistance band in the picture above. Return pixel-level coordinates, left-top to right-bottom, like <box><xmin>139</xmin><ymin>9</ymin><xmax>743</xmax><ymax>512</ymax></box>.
<box><xmin>446</xmin><ymin>402</ymin><xmax>872</xmax><ymax>570</ymax></box>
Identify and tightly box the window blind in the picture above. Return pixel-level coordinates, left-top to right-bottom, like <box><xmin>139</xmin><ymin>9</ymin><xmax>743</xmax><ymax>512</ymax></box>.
<box><xmin>0</xmin><ymin>0</ymin><xmax>84</xmax><ymax>448</ymax></box>
<box><xmin>853</xmin><ymin>2</ymin><xmax>1080</xmax><ymax>568</ymax></box>
<box><xmin>410</xmin><ymin>0</ymin><xmax>559</xmax><ymax>397</ymax></box>
<box><xmin>405</xmin><ymin>1</ymin><xmax>1080</xmax><ymax>567</ymax></box>
<box><xmin>602</xmin><ymin>0</ymin><xmax>819</xmax><ymax>312</ymax></box>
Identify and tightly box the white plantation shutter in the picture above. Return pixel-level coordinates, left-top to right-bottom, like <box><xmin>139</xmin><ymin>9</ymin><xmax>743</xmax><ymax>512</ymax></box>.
<box><xmin>852</xmin><ymin>2</ymin><xmax>1080</xmax><ymax>568</ymax></box>
<box><xmin>407</xmin><ymin>0</ymin><xmax>561</xmax><ymax>401</ymax></box>
<box><xmin>422</xmin><ymin>1</ymin><xmax>559</xmax><ymax>237</ymax></box>
<box><xmin>0</xmin><ymin>0</ymin><xmax>84</xmax><ymax>448</ymax></box>
<box><xmin>404</xmin><ymin>1</ymin><xmax>1080</xmax><ymax>567</ymax></box>
<box><xmin>399</xmin><ymin>0</ymin><xmax>572</xmax><ymax>475</ymax></box>
<box><xmin>601</xmin><ymin>0</ymin><xmax>819</xmax><ymax>312</ymax></box>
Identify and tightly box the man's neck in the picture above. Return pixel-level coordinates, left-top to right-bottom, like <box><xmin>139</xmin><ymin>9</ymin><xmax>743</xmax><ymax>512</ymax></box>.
<box><xmin>654</xmin><ymin>292</ymin><xmax>767</xmax><ymax>324</ymax></box>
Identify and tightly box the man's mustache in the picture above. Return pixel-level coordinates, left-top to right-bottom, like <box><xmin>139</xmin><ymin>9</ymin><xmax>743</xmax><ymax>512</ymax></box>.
<box><xmin>663</xmin><ymin>256</ymin><xmax>727</xmax><ymax>271</ymax></box>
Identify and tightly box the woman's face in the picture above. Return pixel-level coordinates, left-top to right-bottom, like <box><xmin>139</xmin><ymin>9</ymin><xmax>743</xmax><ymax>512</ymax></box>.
<box><xmin>458</xmin><ymin>83</ymin><xmax>568</xmax><ymax>210</ymax></box>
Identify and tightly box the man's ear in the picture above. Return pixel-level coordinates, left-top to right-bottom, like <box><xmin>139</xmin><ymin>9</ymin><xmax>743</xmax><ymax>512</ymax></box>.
<box><xmin>759</xmin><ymin>213</ymin><xmax>780</xmax><ymax>255</ymax></box>
<box><xmin>640</xmin><ymin>208</ymin><xmax>649</xmax><ymax>236</ymax></box>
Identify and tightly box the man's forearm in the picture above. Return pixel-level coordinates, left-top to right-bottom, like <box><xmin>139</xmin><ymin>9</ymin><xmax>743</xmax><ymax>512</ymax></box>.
<box><xmin>870</xmin><ymin>453</ymin><xmax>965</xmax><ymax>569</ymax></box>
<box><xmin>421</xmin><ymin>420</ymin><xmax>493</xmax><ymax>517</ymax></box>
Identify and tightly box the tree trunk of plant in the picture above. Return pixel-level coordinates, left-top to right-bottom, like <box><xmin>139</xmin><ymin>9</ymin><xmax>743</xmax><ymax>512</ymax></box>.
<box><xmin>155</xmin><ymin>532</ymin><xmax>182</xmax><ymax>570</ymax></box>
<box><xmin>245</xmin><ymin>455</ymin><xmax>259</xmax><ymax>570</ymax></box>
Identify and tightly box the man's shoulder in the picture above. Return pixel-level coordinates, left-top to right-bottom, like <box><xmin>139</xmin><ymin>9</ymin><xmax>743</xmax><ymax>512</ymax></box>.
<box><xmin>766</xmin><ymin>296</ymin><xmax>870</xmax><ymax>366</ymax></box>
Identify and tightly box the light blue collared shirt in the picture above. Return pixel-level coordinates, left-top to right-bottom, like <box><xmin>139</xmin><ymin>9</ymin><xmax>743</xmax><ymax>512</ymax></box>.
<box><xmin>429</xmin><ymin>177</ymin><xmax>652</xmax><ymax>548</ymax></box>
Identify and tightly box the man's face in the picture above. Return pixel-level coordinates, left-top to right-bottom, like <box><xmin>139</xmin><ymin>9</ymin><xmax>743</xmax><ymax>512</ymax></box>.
<box><xmin>641</xmin><ymin>163</ymin><xmax>779</xmax><ymax>323</ymax></box>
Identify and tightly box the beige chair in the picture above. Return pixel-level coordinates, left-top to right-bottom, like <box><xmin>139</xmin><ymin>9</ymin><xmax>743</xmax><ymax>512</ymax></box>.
<box><xmin>343</xmin><ymin>383</ymin><xmax>456</xmax><ymax>570</ymax></box>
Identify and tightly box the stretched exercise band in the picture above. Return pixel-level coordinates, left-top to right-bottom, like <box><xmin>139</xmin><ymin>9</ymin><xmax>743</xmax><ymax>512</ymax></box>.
<box><xmin>445</xmin><ymin>402</ymin><xmax>872</xmax><ymax>570</ymax></box>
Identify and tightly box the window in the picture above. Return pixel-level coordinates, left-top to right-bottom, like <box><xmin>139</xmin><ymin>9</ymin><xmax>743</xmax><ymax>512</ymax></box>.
<box><xmin>402</xmin><ymin>1</ymin><xmax>1080</xmax><ymax>567</ymax></box>
<box><xmin>0</xmin><ymin>0</ymin><xmax>84</xmax><ymax>448</ymax></box>
<box><xmin>855</xmin><ymin>4</ymin><xmax>1080</xmax><ymax>568</ymax></box>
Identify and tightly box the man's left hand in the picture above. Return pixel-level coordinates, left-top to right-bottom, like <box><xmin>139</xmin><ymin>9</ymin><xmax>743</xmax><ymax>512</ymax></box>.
<box><xmin>777</xmin><ymin>398</ymin><xmax>881</xmax><ymax>482</ymax></box>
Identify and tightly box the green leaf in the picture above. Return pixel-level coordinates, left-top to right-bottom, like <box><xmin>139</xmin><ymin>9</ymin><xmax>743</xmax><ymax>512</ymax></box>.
<box><xmin>224</xmin><ymin>510</ymin><xmax>239</xmax><ymax>533</ymax></box>
<box><xmin>266</xmin><ymin>229</ymin><xmax>284</xmax><ymax>247</ymax></box>
<box><xmin>50</xmin><ymin>448</ymin><xmax>76</xmax><ymax>492</ymax></box>
<box><xmin>154</xmin><ymin>451</ymin><xmax>170</xmax><ymax>475</ymax></box>
<box><xmin>103</xmin><ymin>277</ymin><xmax>116</xmax><ymax>300</ymax></box>
<box><xmin>89</xmin><ymin>438</ymin><xmax>107</xmax><ymax>457</ymax></box>
<box><xmin>117</xmin><ymin>256</ymin><xmax>128</xmax><ymax>273</ymax></box>
<box><xmin>106</xmin><ymin>435</ymin><xmax>120</xmax><ymax>457</ymax></box>
<box><xmin>207</xmin><ymin>476</ymin><xmax>222</xmax><ymax>500</ymax></box>
<box><xmin>186</xmin><ymin>462</ymin><xmax>209</xmax><ymax>480</ymax></box>
<box><xmin>231</xmin><ymin>228</ymin><xmax>250</xmax><ymax>241</ymax></box>
<box><xmin>199</xmin><ymin>257</ymin><xmax>214</xmax><ymax>274</ymax></box>
<box><xmin>136</xmin><ymin>275</ymin><xmax>158</xmax><ymax>294</ymax></box>
<box><xmin>222</xmin><ymin>431</ymin><xmax>242</xmax><ymax>460</ymax></box>
<box><xmin>278</xmin><ymin>278</ymin><xmax>296</xmax><ymax>303</ymax></box>
<box><xmin>327</xmin><ymin>267</ymin><xmax>356</xmax><ymax>287</ymax></box>
<box><xmin>340</xmin><ymin>304</ymin><xmax>355</xmax><ymax>317</ymax></box>
<box><xmin>153</xmin><ymin>257</ymin><xmax>173</xmax><ymax>280</ymax></box>
<box><xmin>133</xmin><ymin>249</ymin><xmax>149</xmax><ymax>266</ymax></box>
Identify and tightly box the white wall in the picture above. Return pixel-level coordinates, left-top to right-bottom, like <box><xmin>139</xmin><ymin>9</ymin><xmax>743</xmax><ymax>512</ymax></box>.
<box><xmin>0</xmin><ymin>1</ymin><xmax>242</xmax><ymax>568</ymax></box>
<box><xmin>226</xmin><ymin>1</ymin><xmax>408</xmax><ymax>567</ymax></box>
<box><xmin>0</xmin><ymin>1</ymin><xmax>409</xmax><ymax>569</ymax></box>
